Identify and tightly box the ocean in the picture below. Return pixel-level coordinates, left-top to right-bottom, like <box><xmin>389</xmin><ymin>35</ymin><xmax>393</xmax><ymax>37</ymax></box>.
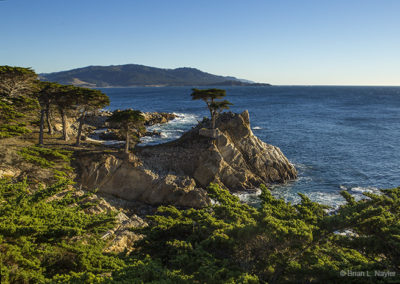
<box><xmin>99</xmin><ymin>86</ymin><xmax>400</xmax><ymax>208</ymax></box>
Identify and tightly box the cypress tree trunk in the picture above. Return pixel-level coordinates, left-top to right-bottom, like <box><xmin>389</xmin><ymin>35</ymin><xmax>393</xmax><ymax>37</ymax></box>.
<box><xmin>125</xmin><ymin>126</ymin><xmax>130</xmax><ymax>153</ymax></box>
<box><xmin>75</xmin><ymin>112</ymin><xmax>86</xmax><ymax>146</ymax></box>
<box><xmin>208</xmin><ymin>107</ymin><xmax>213</xmax><ymax>122</ymax></box>
<box><xmin>46</xmin><ymin>106</ymin><xmax>54</xmax><ymax>135</ymax></box>
<box><xmin>211</xmin><ymin>114</ymin><xmax>216</xmax><ymax>129</ymax></box>
<box><xmin>39</xmin><ymin>109</ymin><xmax>46</xmax><ymax>145</ymax></box>
<box><xmin>60</xmin><ymin>108</ymin><xmax>69</xmax><ymax>141</ymax></box>
<box><xmin>211</xmin><ymin>109</ymin><xmax>219</xmax><ymax>129</ymax></box>
<box><xmin>207</xmin><ymin>102</ymin><xmax>213</xmax><ymax>125</ymax></box>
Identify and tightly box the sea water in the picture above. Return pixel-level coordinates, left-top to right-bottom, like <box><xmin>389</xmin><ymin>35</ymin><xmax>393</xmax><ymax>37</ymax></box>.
<box><xmin>99</xmin><ymin>86</ymin><xmax>400</xmax><ymax>208</ymax></box>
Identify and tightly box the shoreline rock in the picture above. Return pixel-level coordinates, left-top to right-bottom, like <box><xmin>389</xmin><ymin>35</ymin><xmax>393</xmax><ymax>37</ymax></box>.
<box><xmin>75</xmin><ymin>152</ymin><xmax>210</xmax><ymax>208</ymax></box>
<box><xmin>75</xmin><ymin>111</ymin><xmax>297</xmax><ymax>207</ymax></box>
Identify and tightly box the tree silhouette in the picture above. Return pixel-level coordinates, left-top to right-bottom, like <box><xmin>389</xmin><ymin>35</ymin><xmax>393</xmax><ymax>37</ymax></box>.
<box><xmin>107</xmin><ymin>109</ymin><xmax>145</xmax><ymax>153</ymax></box>
<box><xmin>53</xmin><ymin>85</ymin><xmax>81</xmax><ymax>141</ymax></box>
<box><xmin>209</xmin><ymin>100</ymin><xmax>233</xmax><ymax>129</ymax></box>
<box><xmin>37</xmin><ymin>82</ymin><xmax>58</xmax><ymax>145</ymax></box>
<box><xmin>191</xmin><ymin>88</ymin><xmax>232</xmax><ymax>129</ymax></box>
<box><xmin>0</xmin><ymin>66</ymin><xmax>37</xmax><ymax>98</ymax></box>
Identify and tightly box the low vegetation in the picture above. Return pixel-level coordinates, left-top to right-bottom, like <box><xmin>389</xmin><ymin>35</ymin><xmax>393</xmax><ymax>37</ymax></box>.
<box><xmin>1</xmin><ymin>172</ymin><xmax>399</xmax><ymax>283</ymax></box>
<box><xmin>0</xmin><ymin>178</ymin><xmax>120</xmax><ymax>283</ymax></box>
<box><xmin>1</xmin><ymin>66</ymin><xmax>399</xmax><ymax>283</ymax></box>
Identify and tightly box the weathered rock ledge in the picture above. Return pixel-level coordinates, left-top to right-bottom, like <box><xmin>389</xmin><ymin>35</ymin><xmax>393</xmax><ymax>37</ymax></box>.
<box><xmin>75</xmin><ymin>111</ymin><xmax>297</xmax><ymax>208</ymax></box>
<box><xmin>52</xmin><ymin>111</ymin><xmax>176</xmax><ymax>141</ymax></box>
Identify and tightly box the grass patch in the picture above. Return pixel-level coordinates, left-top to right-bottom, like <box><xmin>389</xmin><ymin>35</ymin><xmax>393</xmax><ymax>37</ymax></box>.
<box><xmin>18</xmin><ymin>146</ymin><xmax>73</xmax><ymax>168</ymax></box>
<box><xmin>17</xmin><ymin>146</ymin><xmax>74</xmax><ymax>181</ymax></box>
<box><xmin>0</xmin><ymin>124</ymin><xmax>31</xmax><ymax>138</ymax></box>
<box><xmin>0</xmin><ymin>178</ymin><xmax>119</xmax><ymax>283</ymax></box>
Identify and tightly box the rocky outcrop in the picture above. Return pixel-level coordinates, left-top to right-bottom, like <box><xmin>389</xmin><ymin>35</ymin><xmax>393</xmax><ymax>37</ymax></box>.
<box><xmin>103</xmin><ymin>212</ymin><xmax>147</xmax><ymax>254</ymax></box>
<box><xmin>137</xmin><ymin>111</ymin><xmax>297</xmax><ymax>190</ymax></box>
<box><xmin>143</xmin><ymin>112</ymin><xmax>177</xmax><ymax>126</ymax></box>
<box><xmin>75</xmin><ymin>111</ymin><xmax>296</xmax><ymax>207</ymax></box>
<box><xmin>89</xmin><ymin>111</ymin><xmax>176</xmax><ymax>141</ymax></box>
<box><xmin>76</xmin><ymin>153</ymin><xmax>210</xmax><ymax>208</ymax></box>
<box><xmin>52</xmin><ymin>110</ymin><xmax>176</xmax><ymax>141</ymax></box>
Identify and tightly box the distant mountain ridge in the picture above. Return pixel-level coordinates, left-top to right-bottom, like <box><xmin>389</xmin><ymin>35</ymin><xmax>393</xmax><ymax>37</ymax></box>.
<box><xmin>40</xmin><ymin>64</ymin><xmax>270</xmax><ymax>87</ymax></box>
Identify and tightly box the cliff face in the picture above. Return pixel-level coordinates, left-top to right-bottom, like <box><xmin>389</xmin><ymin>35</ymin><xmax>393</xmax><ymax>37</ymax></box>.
<box><xmin>76</xmin><ymin>153</ymin><xmax>210</xmax><ymax>208</ymax></box>
<box><xmin>138</xmin><ymin>111</ymin><xmax>297</xmax><ymax>190</ymax></box>
<box><xmin>76</xmin><ymin>111</ymin><xmax>297</xmax><ymax>207</ymax></box>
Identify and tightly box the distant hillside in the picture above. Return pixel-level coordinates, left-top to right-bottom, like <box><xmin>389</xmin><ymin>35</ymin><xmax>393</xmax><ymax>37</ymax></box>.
<box><xmin>40</xmin><ymin>64</ymin><xmax>270</xmax><ymax>87</ymax></box>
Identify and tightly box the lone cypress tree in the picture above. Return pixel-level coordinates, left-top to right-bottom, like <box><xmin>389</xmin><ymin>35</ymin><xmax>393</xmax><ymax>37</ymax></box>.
<box><xmin>107</xmin><ymin>109</ymin><xmax>145</xmax><ymax>153</ymax></box>
<box><xmin>209</xmin><ymin>100</ymin><xmax>233</xmax><ymax>127</ymax></box>
<box><xmin>190</xmin><ymin>88</ymin><xmax>232</xmax><ymax>129</ymax></box>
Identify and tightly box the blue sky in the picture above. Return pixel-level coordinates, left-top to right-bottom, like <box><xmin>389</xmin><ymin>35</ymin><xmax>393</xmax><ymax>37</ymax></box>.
<box><xmin>1</xmin><ymin>0</ymin><xmax>399</xmax><ymax>85</ymax></box>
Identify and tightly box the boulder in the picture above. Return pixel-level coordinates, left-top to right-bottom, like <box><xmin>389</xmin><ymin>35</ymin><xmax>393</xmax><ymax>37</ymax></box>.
<box><xmin>76</xmin><ymin>153</ymin><xmax>210</xmax><ymax>208</ymax></box>
<box><xmin>143</xmin><ymin>112</ymin><xmax>177</xmax><ymax>126</ymax></box>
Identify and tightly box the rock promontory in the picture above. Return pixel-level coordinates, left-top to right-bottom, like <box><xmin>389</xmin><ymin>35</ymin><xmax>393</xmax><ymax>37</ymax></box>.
<box><xmin>75</xmin><ymin>111</ymin><xmax>297</xmax><ymax>208</ymax></box>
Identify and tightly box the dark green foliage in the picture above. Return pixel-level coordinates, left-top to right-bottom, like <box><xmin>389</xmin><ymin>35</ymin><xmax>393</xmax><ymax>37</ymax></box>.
<box><xmin>210</xmin><ymin>100</ymin><xmax>233</xmax><ymax>113</ymax></box>
<box><xmin>18</xmin><ymin>146</ymin><xmax>72</xmax><ymax>168</ymax></box>
<box><xmin>122</xmin><ymin>184</ymin><xmax>400</xmax><ymax>283</ymax></box>
<box><xmin>0</xmin><ymin>101</ymin><xmax>24</xmax><ymax>121</ymax></box>
<box><xmin>0</xmin><ymin>124</ymin><xmax>31</xmax><ymax>138</ymax></box>
<box><xmin>0</xmin><ymin>178</ymin><xmax>121</xmax><ymax>284</ymax></box>
<box><xmin>2</xmin><ymin>132</ymin><xmax>400</xmax><ymax>284</ymax></box>
<box><xmin>191</xmin><ymin>88</ymin><xmax>233</xmax><ymax>129</ymax></box>
<box><xmin>107</xmin><ymin>109</ymin><xmax>145</xmax><ymax>153</ymax></box>
<box><xmin>1</xmin><ymin>177</ymin><xmax>399</xmax><ymax>283</ymax></box>
<box><xmin>0</xmin><ymin>66</ymin><xmax>38</xmax><ymax>98</ymax></box>
<box><xmin>107</xmin><ymin>109</ymin><xmax>145</xmax><ymax>126</ymax></box>
<box><xmin>191</xmin><ymin>88</ymin><xmax>226</xmax><ymax>101</ymax></box>
<box><xmin>0</xmin><ymin>70</ymin><xmax>40</xmax><ymax>138</ymax></box>
<box><xmin>17</xmin><ymin>146</ymin><xmax>74</xmax><ymax>181</ymax></box>
<box><xmin>74</xmin><ymin>88</ymin><xmax>110</xmax><ymax>111</ymax></box>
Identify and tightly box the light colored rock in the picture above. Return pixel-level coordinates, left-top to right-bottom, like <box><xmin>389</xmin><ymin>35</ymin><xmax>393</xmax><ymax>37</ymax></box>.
<box><xmin>104</xmin><ymin>230</ymin><xmax>143</xmax><ymax>254</ymax></box>
<box><xmin>76</xmin><ymin>110</ymin><xmax>296</xmax><ymax>207</ymax></box>
<box><xmin>138</xmin><ymin>110</ymin><xmax>297</xmax><ymax>191</ymax></box>
<box><xmin>76</xmin><ymin>153</ymin><xmax>210</xmax><ymax>208</ymax></box>
<box><xmin>0</xmin><ymin>167</ymin><xmax>21</xmax><ymax>178</ymax></box>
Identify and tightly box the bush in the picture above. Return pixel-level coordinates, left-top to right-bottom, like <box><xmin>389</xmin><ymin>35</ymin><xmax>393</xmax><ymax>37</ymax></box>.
<box><xmin>127</xmin><ymin>184</ymin><xmax>400</xmax><ymax>283</ymax></box>
<box><xmin>0</xmin><ymin>178</ymin><xmax>120</xmax><ymax>283</ymax></box>
<box><xmin>0</xmin><ymin>124</ymin><xmax>31</xmax><ymax>138</ymax></box>
<box><xmin>18</xmin><ymin>146</ymin><xmax>73</xmax><ymax>169</ymax></box>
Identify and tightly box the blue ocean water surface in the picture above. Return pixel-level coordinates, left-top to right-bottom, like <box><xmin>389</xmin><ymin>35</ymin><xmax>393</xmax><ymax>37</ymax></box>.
<box><xmin>100</xmin><ymin>86</ymin><xmax>400</xmax><ymax>207</ymax></box>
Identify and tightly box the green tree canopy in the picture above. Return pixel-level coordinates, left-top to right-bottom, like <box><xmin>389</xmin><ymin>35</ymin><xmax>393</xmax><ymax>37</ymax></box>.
<box><xmin>210</xmin><ymin>99</ymin><xmax>233</xmax><ymax>127</ymax></box>
<box><xmin>0</xmin><ymin>66</ymin><xmax>39</xmax><ymax>139</ymax></box>
<box><xmin>191</xmin><ymin>88</ymin><xmax>232</xmax><ymax>129</ymax></box>
<box><xmin>0</xmin><ymin>66</ymin><xmax>38</xmax><ymax>98</ymax></box>
<box><xmin>107</xmin><ymin>109</ymin><xmax>145</xmax><ymax>153</ymax></box>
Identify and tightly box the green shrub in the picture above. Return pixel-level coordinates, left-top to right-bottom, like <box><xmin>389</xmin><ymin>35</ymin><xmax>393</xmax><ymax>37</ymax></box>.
<box><xmin>0</xmin><ymin>124</ymin><xmax>31</xmax><ymax>138</ymax></box>
<box><xmin>127</xmin><ymin>183</ymin><xmax>400</xmax><ymax>283</ymax></box>
<box><xmin>18</xmin><ymin>146</ymin><xmax>73</xmax><ymax>169</ymax></box>
<box><xmin>0</xmin><ymin>178</ymin><xmax>120</xmax><ymax>283</ymax></box>
<box><xmin>1</xmin><ymin>175</ymin><xmax>400</xmax><ymax>283</ymax></box>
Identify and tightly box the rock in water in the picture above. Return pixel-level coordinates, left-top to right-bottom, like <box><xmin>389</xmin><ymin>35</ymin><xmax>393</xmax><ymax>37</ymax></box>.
<box><xmin>76</xmin><ymin>111</ymin><xmax>297</xmax><ymax>207</ymax></box>
<box><xmin>138</xmin><ymin>110</ymin><xmax>297</xmax><ymax>190</ymax></box>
